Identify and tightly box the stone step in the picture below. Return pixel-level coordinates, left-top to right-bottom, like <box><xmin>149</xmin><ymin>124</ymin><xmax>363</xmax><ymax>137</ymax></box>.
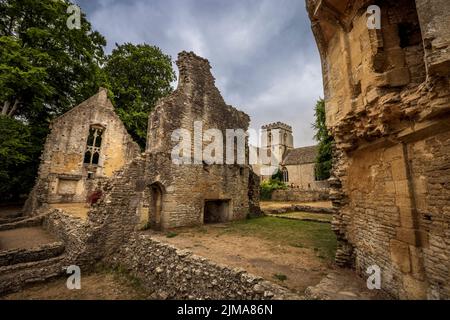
<box><xmin>0</xmin><ymin>242</ymin><xmax>65</xmax><ymax>267</ymax></box>
<box><xmin>0</xmin><ymin>255</ymin><xmax>66</xmax><ymax>295</ymax></box>
<box><xmin>0</xmin><ymin>215</ymin><xmax>46</xmax><ymax>232</ymax></box>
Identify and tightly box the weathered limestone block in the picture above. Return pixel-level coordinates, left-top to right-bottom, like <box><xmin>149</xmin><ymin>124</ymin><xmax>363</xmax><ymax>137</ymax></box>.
<box><xmin>106</xmin><ymin>234</ymin><xmax>299</xmax><ymax>300</ymax></box>
<box><xmin>24</xmin><ymin>88</ymin><xmax>140</xmax><ymax>215</ymax></box>
<box><xmin>415</xmin><ymin>0</ymin><xmax>450</xmax><ymax>76</ymax></box>
<box><xmin>307</xmin><ymin>0</ymin><xmax>450</xmax><ymax>299</ymax></box>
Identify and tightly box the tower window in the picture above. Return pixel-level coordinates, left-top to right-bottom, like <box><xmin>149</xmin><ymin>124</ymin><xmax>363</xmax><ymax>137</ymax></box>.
<box><xmin>84</xmin><ymin>126</ymin><xmax>104</xmax><ymax>166</ymax></box>
<box><xmin>282</xmin><ymin>167</ymin><xmax>289</xmax><ymax>183</ymax></box>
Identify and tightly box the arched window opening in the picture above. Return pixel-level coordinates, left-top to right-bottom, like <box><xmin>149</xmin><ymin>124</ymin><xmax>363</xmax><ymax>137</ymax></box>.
<box><xmin>282</xmin><ymin>167</ymin><xmax>289</xmax><ymax>183</ymax></box>
<box><xmin>84</xmin><ymin>126</ymin><xmax>104</xmax><ymax>166</ymax></box>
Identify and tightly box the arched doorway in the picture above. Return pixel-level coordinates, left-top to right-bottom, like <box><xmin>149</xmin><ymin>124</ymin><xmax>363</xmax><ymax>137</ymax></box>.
<box><xmin>149</xmin><ymin>183</ymin><xmax>164</xmax><ymax>230</ymax></box>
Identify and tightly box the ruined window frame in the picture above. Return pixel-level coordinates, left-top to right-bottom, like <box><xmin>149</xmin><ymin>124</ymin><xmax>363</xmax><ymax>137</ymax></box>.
<box><xmin>281</xmin><ymin>167</ymin><xmax>289</xmax><ymax>183</ymax></box>
<box><xmin>83</xmin><ymin>125</ymin><xmax>105</xmax><ymax>167</ymax></box>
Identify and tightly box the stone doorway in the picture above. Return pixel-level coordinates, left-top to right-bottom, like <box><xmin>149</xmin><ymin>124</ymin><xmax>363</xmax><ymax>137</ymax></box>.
<box><xmin>203</xmin><ymin>200</ymin><xmax>230</xmax><ymax>224</ymax></box>
<box><xmin>149</xmin><ymin>183</ymin><xmax>164</xmax><ymax>230</ymax></box>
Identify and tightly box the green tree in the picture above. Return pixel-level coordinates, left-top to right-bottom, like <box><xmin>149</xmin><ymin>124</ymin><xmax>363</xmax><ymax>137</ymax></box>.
<box><xmin>0</xmin><ymin>0</ymin><xmax>107</xmax><ymax>121</ymax></box>
<box><xmin>313</xmin><ymin>98</ymin><xmax>333</xmax><ymax>181</ymax></box>
<box><xmin>0</xmin><ymin>0</ymin><xmax>106</xmax><ymax>201</ymax></box>
<box><xmin>104</xmin><ymin>43</ymin><xmax>176</xmax><ymax>148</ymax></box>
<box><xmin>260</xmin><ymin>178</ymin><xmax>287</xmax><ymax>201</ymax></box>
<box><xmin>0</xmin><ymin>116</ymin><xmax>42</xmax><ymax>201</ymax></box>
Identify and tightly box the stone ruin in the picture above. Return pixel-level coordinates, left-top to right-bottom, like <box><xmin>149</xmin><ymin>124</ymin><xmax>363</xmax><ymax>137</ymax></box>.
<box><xmin>0</xmin><ymin>52</ymin><xmax>280</xmax><ymax>299</ymax></box>
<box><xmin>23</xmin><ymin>88</ymin><xmax>141</xmax><ymax>215</ymax></box>
<box><xmin>24</xmin><ymin>51</ymin><xmax>261</xmax><ymax>230</ymax></box>
<box><xmin>307</xmin><ymin>0</ymin><xmax>450</xmax><ymax>299</ymax></box>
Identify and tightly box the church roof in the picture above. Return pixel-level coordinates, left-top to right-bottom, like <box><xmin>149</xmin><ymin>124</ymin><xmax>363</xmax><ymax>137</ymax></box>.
<box><xmin>282</xmin><ymin>145</ymin><xmax>318</xmax><ymax>165</ymax></box>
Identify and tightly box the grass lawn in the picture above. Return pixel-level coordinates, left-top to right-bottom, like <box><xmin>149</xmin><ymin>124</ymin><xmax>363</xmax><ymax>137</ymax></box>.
<box><xmin>216</xmin><ymin>216</ymin><xmax>337</xmax><ymax>262</ymax></box>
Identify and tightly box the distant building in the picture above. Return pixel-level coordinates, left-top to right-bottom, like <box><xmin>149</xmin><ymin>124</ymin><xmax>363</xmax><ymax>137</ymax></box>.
<box><xmin>251</xmin><ymin>122</ymin><xmax>324</xmax><ymax>190</ymax></box>
<box><xmin>281</xmin><ymin>145</ymin><xmax>319</xmax><ymax>190</ymax></box>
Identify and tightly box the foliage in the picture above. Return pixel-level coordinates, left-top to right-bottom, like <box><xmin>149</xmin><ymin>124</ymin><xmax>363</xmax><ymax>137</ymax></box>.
<box><xmin>0</xmin><ymin>116</ymin><xmax>45</xmax><ymax>201</ymax></box>
<box><xmin>271</xmin><ymin>168</ymin><xmax>283</xmax><ymax>181</ymax></box>
<box><xmin>166</xmin><ymin>232</ymin><xmax>178</xmax><ymax>238</ymax></box>
<box><xmin>0</xmin><ymin>1</ymin><xmax>176</xmax><ymax>201</ymax></box>
<box><xmin>0</xmin><ymin>0</ymin><xmax>106</xmax><ymax>202</ymax></box>
<box><xmin>273</xmin><ymin>274</ymin><xmax>288</xmax><ymax>282</ymax></box>
<box><xmin>260</xmin><ymin>178</ymin><xmax>287</xmax><ymax>201</ymax></box>
<box><xmin>104</xmin><ymin>43</ymin><xmax>176</xmax><ymax>148</ymax></box>
<box><xmin>312</xmin><ymin>98</ymin><xmax>334</xmax><ymax>181</ymax></box>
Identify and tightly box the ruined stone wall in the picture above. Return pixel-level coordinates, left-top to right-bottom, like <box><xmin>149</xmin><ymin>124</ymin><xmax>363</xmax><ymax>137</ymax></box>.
<box><xmin>24</xmin><ymin>88</ymin><xmax>140</xmax><ymax>215</ymax></box>
<box><xmin>145</xmin><ymin>51</ymin><xmax>260</xmax><ymax>229</ymax></box>
<box><xmin>0</xmin><ymin>209</ymin><xmax>95</xmax><ymax>294</ymax></box>
<box><xmin>271</xmin><ymin>189</ymin><xmax>329</xmax><ymax>202</ymax></box>
<box><xmin>307</xmin><ymin>0</ymin><xmax>450</xmax><ymax>299</ymax></box>
<box><xmin>86</xmin><ymin>156</ymin><xmax>147</xmax><ymax>258</ymax></box>
<box><xmin>285</xmin><ymin>163</ymin><xmax>320</xmax><ymax>190</ymax></box>
<box><xmin>7</xmin><ymin>51</ymin><xmax>262</xmax><ymax>296</ymax></box>
<box><xmin>107</xmin><ymin>233</ymin><xmax>298</xmax><ymax>300</ymax></box>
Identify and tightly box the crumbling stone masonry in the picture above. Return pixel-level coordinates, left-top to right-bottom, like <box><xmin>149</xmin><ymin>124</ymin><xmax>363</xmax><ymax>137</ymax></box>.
<box><xmin>25</xmin><ymin>52</ymin><xmax>260</xmax><ymax>230</ymax></box>
<box><xmin>143</xmin><ymin>51</ymin><xmax>260</xmax><ymax>229</ymax></box>
<box><xmin>2</xmin><ymin>52</ymin><xmax>263</xmax><ymax>298</ymax></box>
<box><xmin>307</xmin><ymin>0</ymin><xmax>450</xmax><ymax>299</ymax></box>
<box><xmin>23</xmin><ymin>88</ymin><xmax>141</xmax><ymax>215</ymax></box>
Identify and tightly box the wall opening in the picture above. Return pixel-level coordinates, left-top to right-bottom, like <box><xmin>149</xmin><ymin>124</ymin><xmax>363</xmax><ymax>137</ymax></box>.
<box><xmin>282</xmin><ymin>167</ymin><xmax>289</xmax><ymax>183</ymax></box>
<box><xmin>385</xmin><ymin>0</ymin><xmax>426</xmax><ymax>84</ymax></box>
<box><xmin>149</xmin><ymin>183</ymin><xmax>164</xmax><ymax>230</ymax></box>
<box><xmin>84</xmin><ymin>125</ymin><xmax>104</xmax><ymax>166</ymax></box>
<box><xmin>204</xmin><ymin>200</ymin><xmax>230</xmax><ymax>224</ymax></box>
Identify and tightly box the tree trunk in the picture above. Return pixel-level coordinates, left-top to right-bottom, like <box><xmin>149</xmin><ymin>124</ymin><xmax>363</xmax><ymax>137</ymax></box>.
<box><xmin>2</xmin><ymin>101</ymin><xmax>11</xmax><ymax>115</ymax></box>
<box><xmin>7</xmin><ymin>99</ymin><xmax>20</xmax><ymax>117</ymax></box>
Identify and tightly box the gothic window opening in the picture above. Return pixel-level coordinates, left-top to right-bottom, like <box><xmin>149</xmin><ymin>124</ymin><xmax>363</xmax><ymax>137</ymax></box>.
<box><xmin>282</xmin><ymin>167</ymin><xmax>289</xmax><ymax>183</ymax></box>
<box><xmin>84</xmin><ymin>126</ymin><xmax>104</xmax><ymax>166</ymax></box>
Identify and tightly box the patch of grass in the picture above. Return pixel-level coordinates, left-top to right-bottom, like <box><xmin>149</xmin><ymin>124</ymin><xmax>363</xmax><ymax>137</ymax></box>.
<box><xmin>281</xmin><ymin>212</ymin><xmax>333</xmax><ymax>222</ymax></box>
<box><xmin>197</xmin><ymin>226</ymin><xmax>208</xmax><ymax>234</ymax></box>
<box><xmin>166</xmin><ymin>232</ymin><xmax>178</xmax><ymax>238</ymax></box>
<box><xmin>222</xmin><ymin>217</ymin><xmax>337</xmax><ymax>262</ymax></box>
<box><xmin>93</xmin><ymin>263</ymin><xmax>150</xmax><ymax>299</ymax></box>
<box><xmin>273</xmin><ymin>274</ymin><xmax>288</xmax><ymax>281</ymax></box>
<box><xmin>141</xmin><ymin>221</ymin><xmax>151</xmax><ymax>231</ymax></box>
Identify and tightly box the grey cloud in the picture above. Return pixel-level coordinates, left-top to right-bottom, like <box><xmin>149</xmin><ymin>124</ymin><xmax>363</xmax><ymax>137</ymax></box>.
<box><xmin>75</xmin><ymin>0</ymin><xmax>323</xmax><ymax>147</ymax></box>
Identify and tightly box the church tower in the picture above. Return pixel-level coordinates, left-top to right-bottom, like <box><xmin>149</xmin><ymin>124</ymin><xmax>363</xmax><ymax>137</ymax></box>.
<box><xmin>261</xmin><ymin>122</ymin><xmax>294</xmax><ymax>164</ymax></box>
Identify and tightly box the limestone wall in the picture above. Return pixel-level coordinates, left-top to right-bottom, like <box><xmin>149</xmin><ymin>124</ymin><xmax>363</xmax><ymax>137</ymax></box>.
<box><xmin>107</xmin><ymin>233</ymin><xmax>298</xmax><ymax>300</ymax></box>
<box><xmin>307</xmin><ymin>0</ymin><xmax>450</xmax><ymax>299</ymax></box>
<box><xmin>271</xmin><ymin>189</ymin><xmax>329</xmax><ymax>202</ymax></box>
<box><xmin>144</xmin><ymin>51</ymin><xmax>260</xmax><ymax>229</ymax></box>
<box><xmin>0</xmin><ymin>209</ymin><xmax>95</xmax><ymax>294</ymax></box>
<box><xmin>285</xmin><ymin>163</ymin><xmax>320</xmax><ymax>190</ymax></box>
<box><xmin>23</xmin><ymin>88</ymin><xmax>140</xmax><ymax>215</ymax></box>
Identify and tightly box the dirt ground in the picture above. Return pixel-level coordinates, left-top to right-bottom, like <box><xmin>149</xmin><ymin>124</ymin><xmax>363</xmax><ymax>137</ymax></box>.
<box><xmin>260</xmin><ymin>201</ymin><xmax>333</xmax><ymax>210</ymax></box>
<box><xmin>268</xmin><ymin>211</ymin><xmax>333</xmax><ymax>223</ymax></box>
<box><xmin>2</xmin><ymin>272</ymin><xmax>151</xmax><ymax>300</ymax></box>
<box><xmin>150</xmin><ymin>219</ymin><xmax>336</xmax><ymax>295</ymax></box>
<box><xmin>49</xmin><ymin>203</ymin><xmax>89</xmax><ymax>220</ymax></box>
<box><xmin>305</xmin><ymin>269</ymin><xmax>390</xmax><ymax>300</ymax></box>
<box><xmin>0</xmin><ymin>227</ymin><xmax>58</xmax><ymax>251</ymax></box>
<box><xmin>0</xmin><ymin>205</ymin><xmax>23</xmax><ymax>219</ymax></box>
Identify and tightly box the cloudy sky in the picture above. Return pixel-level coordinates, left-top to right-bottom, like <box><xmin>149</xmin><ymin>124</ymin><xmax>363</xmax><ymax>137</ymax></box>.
<box><xmin>75</xmin><ymin>0</ymin><xmax>324</xmax><ymax>147</ymax></box>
